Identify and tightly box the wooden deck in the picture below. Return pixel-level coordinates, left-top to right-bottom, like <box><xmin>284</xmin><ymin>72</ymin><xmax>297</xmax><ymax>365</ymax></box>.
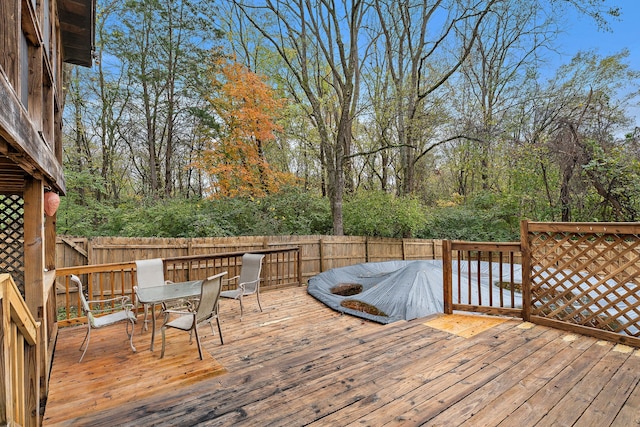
<box><xmin>44</xmin><ymin>286</ymin><xmax>640</xmax><ymax>426</ymax></box>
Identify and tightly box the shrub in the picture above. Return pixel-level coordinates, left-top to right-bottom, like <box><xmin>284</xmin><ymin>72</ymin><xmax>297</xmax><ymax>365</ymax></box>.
<box><xmin>418</xmin><ymin>193</ymin><xmax>520</xmax><ymax>241</ymax></box>
<box><xmin>57</xmin><ymin>187</ymin><xmax>332</xmax><ymax>237</ymax></box>
<box><xmin>344</xmin><ymin>191</ymin><xmax>426</xmax><ymax>237</ymax></box>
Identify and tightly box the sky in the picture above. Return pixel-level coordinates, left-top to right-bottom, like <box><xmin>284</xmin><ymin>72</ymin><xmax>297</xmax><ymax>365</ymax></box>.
<box><xmin>553</xmin><ymin>1</ymin><xmax>639</xmax><ymax>129</ymax></box>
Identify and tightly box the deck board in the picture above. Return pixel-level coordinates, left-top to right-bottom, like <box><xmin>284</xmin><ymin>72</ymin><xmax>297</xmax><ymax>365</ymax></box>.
<box><xmin>458</xmin><ymin>334</ymin><xmax>596</xmax><ymax>426</ymax></box>
<box><xmin>43</xmin><ymin>286</ymin><xmax>640</xmax><ymax>426</ymax></box>
<box><xmin>429</xmin><ymin>330</ymin><xmax>574</xmax><ymax>426</ymax></box>
<box><xmin>539</xmin><ymin>344</ymin><xmax>631</xmax><ymax>426</ymax></box>
<box><xmin>496</xmin><ymin>339</ymin><xmax>621</xmax><ymax>426</ymax></box>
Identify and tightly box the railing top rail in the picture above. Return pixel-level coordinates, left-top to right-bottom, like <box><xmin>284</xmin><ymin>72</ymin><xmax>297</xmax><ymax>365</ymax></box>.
<box><xmin>56</xmin><ymin>261</ymin><xmax>136</xmax><ymax>276</ymax></box>
<box><xmin>0</xmin><ymin>273</ymin><xmax>39</xmax><ymax>345</ymax></box>
<box><xmin>164</xmin><ymin>247</ymin><xmax>299</xmax><ymax>263</ymax></box>
<box><xmin>526</xmin><ymin>222</ymin><xmax>640</xmax><ymax>233</ymax></box>
<box><xmin>55</xmin><ymin>247</ymin><xmax>300</xmax><ymax>277</ymax></box>
<box><xmin>449</xmin><ymin>241</ymin><xmax>521</xmax><ymax>251</ymax></box>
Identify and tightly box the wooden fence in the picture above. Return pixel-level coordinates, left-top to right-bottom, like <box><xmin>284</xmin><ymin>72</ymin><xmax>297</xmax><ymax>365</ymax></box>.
<box><xmin>523</xmin><ymin>221</ymin><xmax>640</xmax><ymax>346</ymax></box>
<box><xmin>56</xmin><ymin>227</ymin><xmax>640</xmax><ymax>346</ymax></box>
<box><xmin>56</xmin><ymin>235</ymin><xmax>440</xmax><ymax>284</ymax></box>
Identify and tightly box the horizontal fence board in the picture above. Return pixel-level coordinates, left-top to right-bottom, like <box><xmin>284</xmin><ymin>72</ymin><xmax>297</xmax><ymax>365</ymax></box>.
<box><xmin>57</xmin><ymin>235</ymin><xmax>440</xmax><ymax>286</ymax></box>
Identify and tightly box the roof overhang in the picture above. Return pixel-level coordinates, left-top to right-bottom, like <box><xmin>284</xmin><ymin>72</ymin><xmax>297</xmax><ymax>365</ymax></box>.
<box><xmin>58</xmin><ymin>0</ymin><xmax>95</xmax><ymax>67</ymax></box>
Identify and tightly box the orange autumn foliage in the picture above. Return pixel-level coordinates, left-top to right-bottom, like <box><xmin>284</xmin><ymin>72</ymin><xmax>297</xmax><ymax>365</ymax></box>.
<box><xmin>195</xmin><ymin>58</ymin><xmax>296</xmax><ymax>198</ymax></box>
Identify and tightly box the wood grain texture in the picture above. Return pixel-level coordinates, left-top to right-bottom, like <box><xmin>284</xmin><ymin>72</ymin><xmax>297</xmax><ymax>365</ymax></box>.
<box><xmin>43</xmin><ymin>286</ymin><xmax>640</xmax><ymax>426</ymax></box>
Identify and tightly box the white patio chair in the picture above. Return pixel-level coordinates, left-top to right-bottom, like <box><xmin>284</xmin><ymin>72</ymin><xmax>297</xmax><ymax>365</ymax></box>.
<box><xmin>220</xmin><ymin>253</ymin><xmax>265</xmax><ymax>320</ymax></box>
<box><xmin>71</xmin><ymin>275</ymin><xmax>136</xmax><ymax>362</ymax></box>
<box><xmin>135</xmin><ymin>258</ymin><xmax>173</xmax><ymax>331</ymax></box>
<box><xmin>161</xmin><ymin>272</ymin><xmax>226</xmax><ymax>359</ymax></box>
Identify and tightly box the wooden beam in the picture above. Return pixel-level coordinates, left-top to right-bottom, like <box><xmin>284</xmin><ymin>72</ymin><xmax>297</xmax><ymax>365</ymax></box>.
<box><xmin>0</xmin><ymin>0</ymin><xmax>19</xmax><ymax>87</ymax></box>
<box><xmin>45</xmin><ymin>215</ymin><xmax>57</xmax><ymax>271</ymax></box>
<box><xmin>527</xmin><ymin>221</ymin><xmax>640</xmax><ymax>234</ymax></box>
<box><xmin>23</xmin><ymin>178</ymin><xmax>47</xmax><ymax>409</ymax></box>
<box><xmin>20</xmin><ymin>0</ymin><xmax>43</xmax><ymax>46</ymax></box>
<box><xmin>442</xmin><ymin>240</ymin><xmax>453</xmax><ymax>315</ymax></box>
<box><xmin>0</xmin><ymin>74</ymin><xmax>66</xmax><ymax>194</ymax></box>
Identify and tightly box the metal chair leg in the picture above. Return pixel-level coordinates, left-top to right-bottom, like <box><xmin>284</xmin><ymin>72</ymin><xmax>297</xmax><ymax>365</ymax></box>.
<box><xmin>256</xmin><ymin>291</ymin><xmax>263</xmax><ymax>312</ymax></box>
<box><xmin>216</xmin><ymin>317</ymin><xmax>224</xmax><ymax>345</ymax></box>
<box><xmin>78</xmin><ymin>324</ymin><xmax>91</xmax><ymax>362</ymax></box>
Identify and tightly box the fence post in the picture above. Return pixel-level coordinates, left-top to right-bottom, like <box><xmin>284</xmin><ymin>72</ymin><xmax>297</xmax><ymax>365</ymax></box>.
<box><xmin>520</xmin><ymin>220</ymin><xmax>531</xmax><ymax>322</ymax></box>
<box><xmin>297</xmin><ymin>247</ymin><xmax>303</xmax><ymax>285</ymax></box>
<box><xmin>442</xmin><ymin>240</ymin><xmax>453</xmax><ymax>314</ymax></box>
<box><xmin>365</xmin><ymin>237</ymin><xmax>369</xmax><ymax>263</ymax></box>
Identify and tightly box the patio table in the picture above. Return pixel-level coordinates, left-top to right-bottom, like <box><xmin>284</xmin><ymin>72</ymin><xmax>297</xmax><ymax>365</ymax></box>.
<box><xmin>135</xmin><ymin>280</ymin><xmax>203</xmax><ymax>351</ymax></box>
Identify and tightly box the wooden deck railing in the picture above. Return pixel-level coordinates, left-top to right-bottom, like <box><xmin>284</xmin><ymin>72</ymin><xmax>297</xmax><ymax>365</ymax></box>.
<box><xmin>55</xmin><ymin>247</ymin><xmax>301</xmax><ymax>326</ymax></box>
<box><xmin>443</xmin><ymin>221</ymin><xmax>640</xmax><ymax>347</ymax></box>
<box><xmin>0</xmin><ymin>274</ymin><xmax>40</xmax><ymax>427</ymax></box>
<box><xmin>442</xmin><ymin>240</ymin><xmax>523</xmax><ymax>317</ymax></box>
<box><xmin>522</xmin><ymin>221</ymin><xmax>640</xmax><ymax>347</ymax></box>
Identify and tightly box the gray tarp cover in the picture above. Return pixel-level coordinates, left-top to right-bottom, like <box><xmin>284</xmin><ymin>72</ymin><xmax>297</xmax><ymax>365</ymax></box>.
<box><xmin>307</xmin><ymin>260</ymin><xmax>523</xmax><ymax>324</ymax></box>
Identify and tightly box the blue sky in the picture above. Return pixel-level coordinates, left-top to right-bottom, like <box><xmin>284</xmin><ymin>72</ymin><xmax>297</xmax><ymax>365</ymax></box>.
<box><xmin>553</xmin><ymin>1</ymin><xmax>639</xmax><ymax>128</ymax></box>
<box><xmin>557</xmin><ymin>1</ymin><xmax>638</xmax><ymax>65</ymax></box>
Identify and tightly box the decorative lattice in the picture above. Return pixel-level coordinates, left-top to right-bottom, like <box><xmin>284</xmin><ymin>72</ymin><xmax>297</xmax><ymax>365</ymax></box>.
<box><xmin>0</xmin><ymin>194</ymin><xmax>24</xmax><ymax>294</ymax></box>
<box><xmin>529</xmin><ymin>228</ymin><xmax>640</xmax><ymax>337</ymax></box>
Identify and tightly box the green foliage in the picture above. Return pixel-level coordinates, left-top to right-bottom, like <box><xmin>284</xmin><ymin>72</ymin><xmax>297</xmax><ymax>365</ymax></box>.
<box><xmin>580</xmin><ymin>140</ymin><xmax>640</xmax><ymax>221</ymax></box>
<box><xmin>419</xmin><ymin>193</ymin><xmax>521</xmax><ymax>241</ymax></box>
<box><xmin>57</xmin><ymin>170</ymin><xmax>109</xmax><ymax>236</ymax></box>
<box><xmin>57</xmin><ymin>186</ymin><xmax>332</xmax><ymax>237</ymax></box>
<box><xmin>343</xmin><ymin>191</ymin><xmax>426</xmax><ymax>238</ymax></box>
<box><xmin>252</xmin><ymin>187</ymin><xmax>333</xmax><ymax>235</ymax></box>
<box><xmin>107</xmin><ymin>199</ymin><xmax>229</xmax><ymax>237</ymax></box>
<box><xmin>58</xmin><ymin>174</ymin><xmax>527</xmax><ymax>241</ymax></box>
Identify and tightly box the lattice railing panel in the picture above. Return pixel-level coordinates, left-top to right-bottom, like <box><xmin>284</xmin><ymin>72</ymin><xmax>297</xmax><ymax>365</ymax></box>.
<box><xmin>0</xmin><ymin>194</ymin><xmax>25</xmax><ymax>294</ymax></box>
<box><xmin>528</xmin><ymin>226</ymin><xmax>640</xmax><ymax>337</ymax></box>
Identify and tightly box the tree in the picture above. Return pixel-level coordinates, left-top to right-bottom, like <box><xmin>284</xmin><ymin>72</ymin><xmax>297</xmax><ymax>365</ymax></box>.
<box><xmin>510</xmin><ymin>50</ymin><xmax>638</xmax><ymax>221</ymax></box>
<box><xmin>548</xmin><ymin>51</ymin><xmax>638</xmax><ymax>221</ymax></box>
<box><xmin>63</xmin><ymin>0</ymin><xmax>132</xmax><ymax>202</ymax></box>
<box><xmin>453</xmin><ymin>0</ymin><xmax>555</xmax><ymax>194</ymax></box>
<box><xmin>231</xmin><ymin>0</ymin><xmax>367</xmax><ymax>235</ymax></box>
<box><xmin>369</xmin><ymin>0</ymin><xmax>499</xmax><ymax>196</ymax></box>
<box><xmin>194</xmin><ymin>57</ymin><xmax>296</xmax><ymax>198</ymax></box>
<box><xmin>109</xmin><ymin>0</ymin><xmax>221</xmax><ymax>198</ymax></box>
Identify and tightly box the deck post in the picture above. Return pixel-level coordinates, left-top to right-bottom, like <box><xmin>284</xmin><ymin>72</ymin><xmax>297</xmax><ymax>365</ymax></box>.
<box><xmin>442</xmin><ymin>240</ymin><xmax>453</xmax><ymax>314</ymax></box>
<box><xmin>520</xmin><ymin>220</ymin><xmax>531</xmax><ymax>322</ymax></box>
<box><xmin>297</xmin><ymin>247</ymin><xmax>303</xmax><ymax>285</ymax></box>
<box><xmin>23</xmin><ymin>178</ymin><xmax>45</xmax><ymax>424</ymax></box>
